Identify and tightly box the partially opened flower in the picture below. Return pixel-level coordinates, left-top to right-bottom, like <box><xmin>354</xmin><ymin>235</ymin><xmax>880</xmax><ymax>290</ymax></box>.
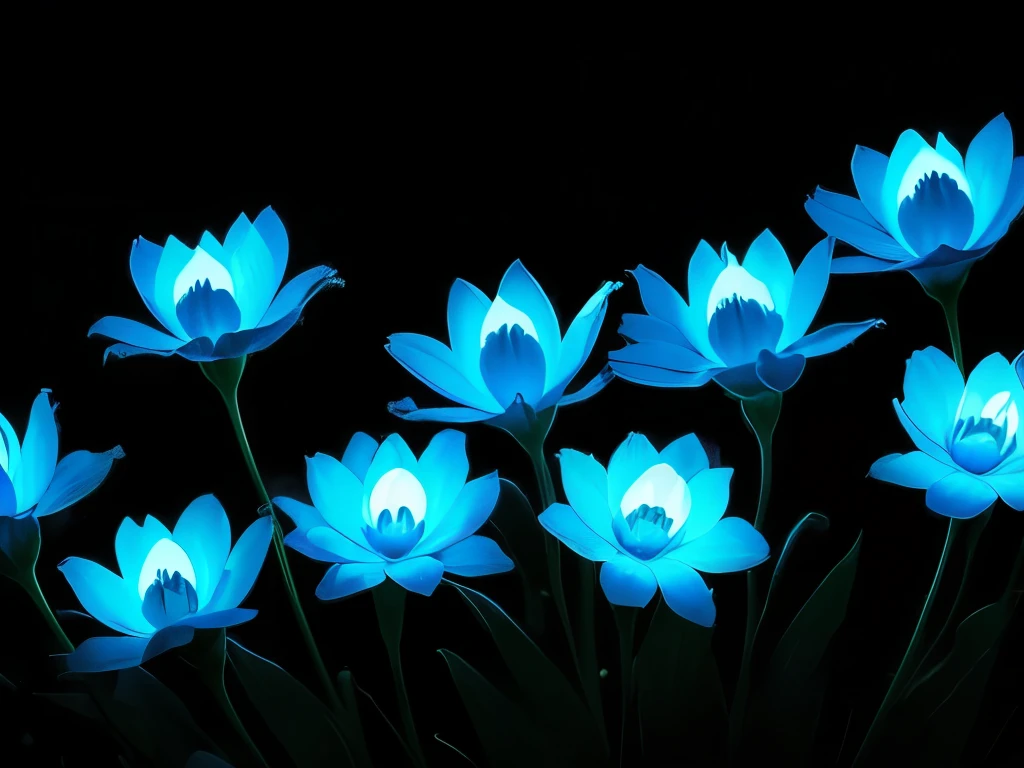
<box><xmin>869</xmin><ymin>347</ymin><xmax>1023</xmax><ymax>518</ymax></box>
<box><xmin>805</xmin><ymin>114</ymin><xmax>1024</xmax><ymax>295</ymax></box>
<box><xmin>538</xmin><ymin>433</ymin><xmax>768</xmax><ymax>626</ymax></box>
<box><xmin>88</xmin><ymin>207</ymin><xmax>342</xmax><ymax>362</ymax></box>
<box><xmin>58</xmin><ymin>496</ymin><xmax>273</xmax><ymax>672</ymax></box>
<box><xmin>609</xmin><ymin>231</ymin><xmax>882</xmax><ymax>399</ymax></box>
<box><xmin>386</xmin><ymin>261</ymin><xmax>621</xmax><ymax>432</ymax></box>
<box><xmin>1</xmin><ymin>390</ymin><xmax>123</xmax><ymax>520</ymax></box>
<box><xmin>274</xmin><ymin>430</ymin><xmax>513</xmax><ymax>599</ymax></box>
<box><xmin>1015</xmin><ymin>349</ymin><xmax>1023</xmax><ymax>387</ymax></box>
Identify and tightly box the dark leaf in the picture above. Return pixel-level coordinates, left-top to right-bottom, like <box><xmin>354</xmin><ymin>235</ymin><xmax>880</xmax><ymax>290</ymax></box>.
<box><xmin>335</xmin><ymin>671</ymin><xmax>373</xmax><ymax>767</ymax></box>
<box><xmin>0</xmin><ymin>515</ymin><xmax>41</xmax><ymax>581</ymax></box>
<box><xmin>487</xmin><ymin>479</ymin><xmax>547</xmax><ymax>635</ymax></box>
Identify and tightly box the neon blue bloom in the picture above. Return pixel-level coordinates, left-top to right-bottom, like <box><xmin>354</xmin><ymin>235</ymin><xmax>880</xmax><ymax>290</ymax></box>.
<box><xmin>1015</xmin><ymin>350</ymin><xmax>1023</xmax><ymax>387</ymax></box>
<box><xmin>88</xmin><ymin>207</ymin><xmax>342</xmax><ymax>362</ymax></box>
<box><xmin>608</xmin><ymin>232</ymin><xmax>882</xmax><ymax>399</ymax></box>
<box><xmin>1</xmin><ymin>390</ymin><xmax>123</xmax><ymax>519</ymax></box>
<box><xmin>806</xmin><ymin>114</ymin><xmax>1024</xmax><ymax>292</ymax></box>
<box><xmin>869</xmin><ymin>347</ymin><xmax>1024</xmax><ymax>518</ymax></box>
<box><xmin>386</xmin><ymin>260</ymin><xmax>622</xmax><ymax>428</ymax></box>
<box><xmin>538</xmin><ymin>433</ymin><xmax>768</xmax><ymax>626</ymax></box>
<box><xmin>58</xmin><ymin>496</ymin><xmax>272</xmax><ymax>673</ymax></box>
<box><xmin>275</xmin><ymin>430</ymin><xmax>513</xmax><ymax>599</ymax></box>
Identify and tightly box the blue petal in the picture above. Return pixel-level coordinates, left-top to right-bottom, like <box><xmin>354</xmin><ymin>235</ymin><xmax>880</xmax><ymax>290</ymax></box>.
<box><xmin>924</xmin><ymin>472</ymin><xmax>998</xmax><ymax>519</ymax></box>
<box><xmin>436</xmin><ymin>535</ymin><xmax>514</xmax><ymax>576</ymax></box>
<box><xmin>868</xmin><ymin>452</ymin><xmax>956</xmax><ymax>489</ymax></box>
<box><xmin>977</xmin><ymin>156</ymin><xmax>1024</xmax><ymax>247</ymax></box>
<box><xmin>607</xmin><ymin>433</ymin><xmax>660</xmax><ymax>512</ymax></box>
<box><xmin>171</xmin><ymin>495</ymin><xmax>231</xmax><ymax>606</ymax></box>
<box><xmin>257</xmin><ymin>265</ymin><xmax>341</xmax><ymax>329</ymax></box>
<box><xmin>851</xmin><ymin>144</ymin><xmax>890</xmax><ymax>226</ymax></box>
<box><xmin>115</xmin><ymin>515</ymin><xmax>172</xmax><ymax>591</ymax></box>
<box><xmin>781</xmin><ymin>319</ymin><xmax>882</xmax><ymax>359</ymax></box>
<box><xmin>685</xmin><ymin>240</ymin><xmax>726</xmax><ymax>320</ymax></box>
<box><xmin>707</xmin><ymin>299</ymin><xmax>783</xmax><ymax>368</ymax></box>
<box><xmin>711</xmin><ymin>363</ymin><xmax>765</xmax><ymax>399</ymax></box>
<box><xmin>387</xmin><ymin>333</ymin><xmax>499</xmax><ymax>411</ymax></box>
<box><xmin>550</xmin><ymin>280</ymin><xmax>622</xmax><ymax>398</ymax></box>
<box><xmin>87</xmin><ymin>317</ymin><xmax>187</xmax><ymax>353</ymax></box>
<box><xmin>755</xmin><ymin>349</ymin><xmax>805</xmax><ymax>392</ymax></box>
<box><xmin>207</xmin><ymin>517</ymin><xmax>273</xmax><ymax>612</ymax></box>
<box><xmin>180</xmin><ymin>608</ymin><xmax>257</xmax><ymax>630</ymax></box>
<box><xmin>0</xmin><ymin>470</ymin><xmax>15</xmax><ymax>517</ymax></box>
<box><xmin>175</xmin><ymin>280</ymin><xmax>241</xmax><ymax>343</ymax></box>
<box><xmin>416</xmin><ymin>430</ymin><xmax>470</xmax><ymax>537</ymax></box>
<box><xmin>629</xmin><ymin>265</ymin><xmax>688</xmax><ymax>328</ymax></box>
<box><xmin>480</xmin><ymin>325</ymin><xmax>547</xmax><ymax>409</ymax></box>
<box><xmin>1015</xmin><ymin>349</ymin><xmax>1024</xmax><ymax>387</ymax></box>
<box><xmin>965</xmin><ymin>113</ymin><xmax>1014</xmax><ymax>243</ymax></box>
<box><xmin>897</xmin><ymin>172</ymin><xmax>974</xmax><ymax>256</ymax></box>
<box><xmin>893</xmin><ymin>400</ymin><xmax>957</xmax><ymax>467</ymax></box>
<box><xmin>649</xmin><ymin>558</ymin><xmax>716</xmax><ymax>626</ymax></box>
<box><xmin>741</xmin><ymin>229</ymin><xmax>794</xmax><ymax>315</ymax></box>
<box><xmin>599</xmin><ymin>556</ymin><xmax>657</xmax><ymax>608</ymax></box>
<box><xmin>341</xmin><ymin>432</ymin><xmax>380</xmax><ymax>484</ymax></box>
<box><xmin>274</xmin><ymin>497</ymin><xmax>326</xmax><ymax>534</ymax></box>
<box><xmin>557</xmin><ymin>366</ymin><xmax>614</xmax><ymax>407</ymax></box>
<box><xmin>129</xmin><ymin>235</ymin><xmax>189</xmax><ymax>340</ymax></box>
<box><xmin>804</xmin><ymin>192</ymin><xmax>908</xmax><ymax>261</ymax></box>
<box><xmin>65</xmin><ymin>636</ymin><xmax>151</xmax><ymax>673</ymax></box>
<box><xmin>879</xmin><ymin>129</ymin><xmax>935</xmax><ymax>252</ymax></box>
<box><xmin>494</xmin><ymin>260</ymin><xmax>561</xmax><ymax>369</ymax></box>
<box><xmin>306</xmin><ymin>527</ymin><xmax>382</xmax><ymax>563</ymax></box>
<box><xmin>778</xmin><ymin>237</ymin><xmax>834</xmax><ymax>350</ymax></box>
<box><xmin>153</xmin><ymin>236</ymin><xmax>200</xmax><ymax>334</ymax></box>
<box><xmin>678</xmin><ymin>468</ymin><xmax>733</xmax><ymax>545</ymax></box>
<box><xmin>251</xmin><ymin>207</ymin><xmax>289</xmax><ymax>293</ymax></box>
<box><xmin>608</xmin><ymin>358</ymin><xmax>716</xmax><ymax>389</ymax></box>
<box><xmin>608</xmin><ymin>341</ymin><xmax>715</xmax><ymax>374</ymax></box>
<box><xmin>362</xmin><ymin>434</ymin><xmax>418</xmax><ymax>504</ymax></box>
<box><xmin>537</xmin><ymin>503</ymin><xmax>620</xmax><ymax>561</ymax></box>
<box><xmin>0</xmin><ymin>411</ymin><xmax>22</xmax><ymax>481</ymax></box>
<box><xmin>447</xmin><ymin>278</ymin><xmax>492</xmax><ymax>395</ymax></box>
<box><xmin>388</xmin><ymin>400</ymin><xmax>494</xmax><ymax>423</ymax></box>
<box><xmin>306</xmin><ymin>453</ymin><xmax>372</xmax><ymax>547</ymax></box>
<box><xmin>901</xmin><ymin>347</ymin><xmax>964</xmax><ymax>447</ymax></box>
<box><xmin>414</xmin><ymin>472</ymin><xmax>500</xmax><ymax>555</ymax></box>
<box><xmin>657</xmin><ymin>434</ymin><xmax>709</xmax><ymax>482</ymax></box>
<box><xmin>385</xmin><ymin>556</ymin><xmax>445</xmax><ymax>596</ymax></box>
<box><xmin>557</xmin><ymin>449</ymin><xmax>615</xmax><ymax>543</ymax></box>
<box><xmin>830</xmin><ymin>254</ymin><xmax>904</xmax><ymax>274</ymax></box>
<box><xmin>15</xmin><ymin>392</ymin><xmax>59</xmax><ymax>512</ymax></box>
<box><xmin>619</xmin><ymin>313</ymin><xmax>693</xmax><ymax>348</ymax></box>
<box><xmin>141</xmin><ymin>625</ymin><xmax>196</xmax><ymax>663</ymax></box>
<box><xmin>315</xmin><ymin>562</ymin><xmax>386</xmax><ymax>600</ymax></box>
<box><xmin>669</xmin><ymin>517</ymin><xmax>768</xmax><ymax>574</ymax></box>
<box><xmin>222</xmin><ymin>211</ymin><xmax>282</xmax><ymax>328</ymax></box>
<box><xmin>284</xmin><ymin>529</ymin><xmax>344</xmax><ymax>562</ymax></box>
<box><xmin>963</xmin><ymin>352</ymin><xmax>1023</xmax><ymax>410</ymax></box>
<box><xmin>58</xmin><ymin>557</ymin><xmax>150</xmax><ymax>636</ymax></box>
<box><xmin>986</xmin><ymin>472</ymin><xmax>1024</xmax><ymax>511</ymax></box>
<box><xmin>31</xmin><ymin>445</ymin><xmax>124</xmax><ymax>518</ymax></box>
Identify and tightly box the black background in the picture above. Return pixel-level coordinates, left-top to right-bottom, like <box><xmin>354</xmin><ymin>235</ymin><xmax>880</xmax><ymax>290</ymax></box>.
<box><xmin>6</xmin><ymin>43</ymin><xmax>1023</xmax><ymax>767</ymax></box>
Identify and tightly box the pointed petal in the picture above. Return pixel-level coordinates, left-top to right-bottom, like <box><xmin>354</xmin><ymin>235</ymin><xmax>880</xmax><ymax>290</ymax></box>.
<box><xmin>340</xmin><ymin>432</ymin><xmax>380</xmax><ymax>484</ymax></box>
<box><xmin>414</xmin><ymin>472</ymin><xmax>500</xmax><ymax>555</ymax></box>
<box><xmin>599</xmin><ymin>556</ymin><xmax>657</xmax><ymax>608</ymax></box>
<box><xmin>306</xmin><ymin>526</ymin><xmax>382</xmax><ymax>563</ymax></box>
<box><xmin>669</xmin><ymin>517</ymin><xmax>769</xmax><ymax>573</ymax></box>
<box><xmin>283</xmin><ymin>529</ymin><xmax>345</xmax><ymax>562</ymax></box>
<box><xmin>893</xmin><ymin>399</ymin><xmax>957</xmax><ymax>467</ymax></box>
<box><xmin>362</xmin><ymin>434</ymin><xmax>418</xmax><ymax>502</ymax></box>
<box><xmin>447</xmin><ymin>278</ymin><xmax>492</xmax><ymax>394</ymax></box>
<box><xmin>171</xmin><ymin>495</ymin><xmax>231</xmax><ymax>606</ymax></box>
<box><xmin>207</xmin><ymin>517</ymin><xmax>273</xmax><ymax>612</ymax></box>
<box><xmin>306</xmin><ymin>453</ymin><xmax>372</xmax><ymax>547</ymax></box>
<box><xmin>552</xmin><ymin>280</ymin><xmax>622</xmax><ymax>396</ymax></box>
<box><xmin>58</xmin><ymin>557</ymin><xmax>150</xmax><ymax>636</ymax></box>
<box><xmin>88</xmin><ymin>316</ymin><xmax>188</xmax><ymax>351</ymax></box>
<box><xmin>657</xmin><ymin>434</ymin><xmax>709</xmax><ymax>482</ymax></box>
<box><xmin>315</xmin><ymin>562</ymin><xmax>386</xmax><ymax>600</ymax></box>
<box><xmin>977</xmin><ymin>156</ymin><xmax>1024</xmax><ymax>247</ymax></box>
<box><xmin>65</xmin><ymin>636</ymin><xmax>152</xmax><ymax>673</ymax></box>
<box><xmin>385</xmin><ymin>556</ymin><xmax>445</xmax><ymax>596</ymax></box>
<box><xmin>619</xmin><ymin>313</ymin><xmax>694</xmax><ymax>348</ymax></box>
<box><xmin>678</xmin><ymin>468</ymin><xmax>733</xmax><ymax>545</ymax></box>
<box><xmin>778</xmin><ymin>237</ymin><xmax>834</xmax><ymax>349</ymax></box>
<box><xmin>868</xmin><ymin>451</ymin><xmax>956</xmax><ymax>489</ymax></box>
<box><xmin>14</xmin><ymin>392</ymin><xmax>59</xmax><ymax>512</ymax></box>
<box><xmin>804</xmin><ymin>192</ymin><xmax>908</xmax><ymax>261</ymax></box>
<box><xmin>416</xmin><ymin>430</ymin><xmax>470</xmax><ymax>537</ymax></box>
<box><xmin>557</xmin><ymin>449</ymin><xmax>615</xmax><ymax>542</ymax></box>
<box><xmin>901</xmin><ymin>346</ymin><xmax>964</xmax><ymax>447</ymax></box>
<box><xmin>31</xmin><ymin>446</ymin><xmax>125</xmax><ymax>518</ymax></box>
<box><xmin>607</xmin><ymin>433</ymin><xmax>660</xmax><ymax>511</ymax></box>
<box><xmin>557</xmin><ymin>366</ymin><xmax>614</xmax><ymax>407</ymax></box>
<box><xmin>782</xmin><ymin>319</ymin><xmax>882</xmax><ymax>359</ymax></box>
<box><xmin>115</xmin><ymin>515</ymin><xmax>172</xmax><ymax>590</ymax></box>
<box><xmin>965</xmin><ymin>113</ymin><xmax>1014</xmax><ymax>243</ymax></box>
<box><xmin>273</xmin><ymin>496</ymin><xmax>326</xmax><ymax>534</ymax></box>
<box><xmin>387</xmin><ymin>398</ymin><xmax>495</xmax><ymax>423</ymax></box>
<box><xmin>851</xmin><ymin>144</ymin><xmax>891</xmax><ymax>226</ymax></box>
<box><xmin>436</xmin><ymin>535</ymin><xmax>514</xmax><ymax>576</ymax></box>
<box><xmin>537</xmin><ymin>503</ymin><xmax>620</xmax><ymax>561</ymax></box>
<box><xmin>629</xmin><ymin>265</ymin><xmax>688</xmax><ymax>327</ymax></box>
<box><xmin>387</xmin><ymin>333</ymin><xmax>499</xmax><ymax>411</ymax></box>
<box><xmin>494</xmin><ymin>260</ymin><xmax>561</xmax><ymax>368</ymax></box>
<box><xmin>741</xmin><ymin>229</ymin><xmax>794</xmax><ymax>316</ymax></box>
<box><xmin>649</xmin><ymin>558</ymin><xmax>716</xmax><ymax>626</ymax></box>
<box><xmin>925</xmin><ymin>472</ymin><xmax>998</xmax><ymax>519</ymax></box>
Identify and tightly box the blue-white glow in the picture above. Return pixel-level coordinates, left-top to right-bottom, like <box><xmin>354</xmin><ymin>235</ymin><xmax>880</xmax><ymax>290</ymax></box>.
<box><xmin>137</xmin><ymin>538</ymin><xmax>197</xmax><ymax>599</ymax></box>
<box><xmin>896</xmin><ymin>147</ymin><xmax>973</xmax><ymax>208</ymax></box>
<box><xmin>706</xmin><ymin>264</ymin><xmax>776</xmax><ymax>323</ymax></box>
<box><xmin>479</xmin><ymin>296</ymin><xmax>539</xmax><ymax>348</ymax></box>
<box><xmin>618</xmin><ymin>462</ymin><xmax>691</xmax><ymax>537</ymax></box>
<box><xmin>172</xmin><ymin>249</ymin><xmax>236</xmax><ymax>303</ymax></box>
<box><xmin>368</xmin><ymin>467</ymin><xmax>428</xmax><ymax>527</ymax></box>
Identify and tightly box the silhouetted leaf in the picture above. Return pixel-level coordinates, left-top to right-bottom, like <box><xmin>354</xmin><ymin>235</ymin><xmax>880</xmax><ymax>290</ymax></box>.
<box><xmin>0</xmin><ymin>515</ymin><xmax>41</xmax><ymax>580</ymax></box>
<box><xmin>335</xmin><ymin>671</ymin><xmax>373</xmax><ymax>767</ymax></box>
<box><xmin>487</xmin><ymin>479</ymin><xmax>546</xmax><ymax>634</ymax></box>
<box><xmin>0</xmin><ymin>671</ymin><xmax>15</xmax><ymax>691</ymax></box>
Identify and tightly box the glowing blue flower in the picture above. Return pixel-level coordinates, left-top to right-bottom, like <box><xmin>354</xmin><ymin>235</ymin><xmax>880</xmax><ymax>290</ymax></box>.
<box><xmin>274</xmin><ymin>430</ymin><xmax>513</xmax><ymax>599</ymax></box>
<box><xmin>608</xmin><ymin>232</ymin><xmax>882</xmax><ymax>399</ymax></box>
<box><xmin>88</xmin><ymin>207</ymin><xmax>342</xmax><ymax>363</ymax></box>
<box><xmin>1015</xmin><ymin>350</ymin><xmax>1024</xmax><ymax>388</ymax></box>
<box><xmin>58</xmin><ymin>496</ymin><xmax>272</xmax><ymax>673</ymax></box>
<box><xmin>806</xmin><ymin>114</ymin><xmax>1024</xmax><ymax>292</ymax></box>
<box><xmin>386</xmin><ymin>260</ymin><xmax>622</xmax><ymax>427</ymax></box>
<box><xmin>869</xmin><ymin>348</ymin><xmax>1024</xmax><ymax>518</ymax></box>
<box><xmin>538</xmin><ymin>433</ymin><xmax>768</xmax><ymax>626</ymax></box>
<box><xmin>1</xmin><ymin>390</ymin><xmax>123</xmax><ymax>520</ymax></box>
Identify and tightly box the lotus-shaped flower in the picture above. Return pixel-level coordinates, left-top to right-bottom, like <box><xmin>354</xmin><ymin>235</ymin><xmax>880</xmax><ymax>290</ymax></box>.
<box><xmin>869</xmin><ymin>347</ymin><xmax>1024</xmax><ymax>518</ymax></box>
<box><xmin>88</xmin><ymin>207</ymin><xmax>342</xmax><ymax>362</ymax></box>
<box><xmin>805</xmin><ymin>114</ymin><xmax>1024</xmax><ymax>293</ymax></box>
<box><xmin>608</xmin><ymin>231</ymin><xmax>882</xmax><ymax>399</ymax></box>
<box><xmin>1015</xmin><ymin>350</ymin><xmax>1023</xmax><ymax>387</ymax></box>
<box><xmin>386</xmin><ymin>261</ymin><xmax>621</xmax><ymax>431</ymax></box>
<box><xmin>58</xmin><ymin>496</ymin><xmax>273</xmax><ymax>672</ymax></box>
<box><xmin>275</xmin><ymin>430</ymin><xmax>513</xmax><ymax>599</ymax></box>
<box><xmin>1</xmin><ymin>390</ymin><xmax>123</xmax><ymax>520</ymax></box>
<box><xmin>538</xmin><ymin>432</ymin><xmax>768</xmax><ymax>625</ymax></box>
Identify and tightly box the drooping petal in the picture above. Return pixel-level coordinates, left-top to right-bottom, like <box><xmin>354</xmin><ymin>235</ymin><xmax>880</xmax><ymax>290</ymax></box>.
<box><xmin>306</xmin><ymin>527</ymin><xmax>382</xmax><ymax>563</ymax></box>
<box><xmin>986</xmin><ymin>472</ymin><xmax>1024</xmax><ymax>511</ymax></box>
<box><xmin>557</xmin><ymin>449</ymin><xmax>615</xmax><ymax>542</ymax></box>
<box><xmin>480</xmin><ymin>325</ymin><xmax>547</xmax><ymax>409</ymax></box>
<box><xmin>557</xmin><ymin>366</ymin><xmax>615</xmax><ymax>407</ymax></box>
<box><xmin>274</xmin><ymin>496</ymin><xmax>327</xmax><ymax>534</ymax></box>
<box><xmin>493</xmin><ymin>260</ymin><xmax>561</xmax><ymax>369</ymax></box>
<box><xmin>115</xmin><ymin>515</ymin><xmax>173</xmax><ymax>589</ymax></box>
<box><xmin>669</xmin><ymin>517</ymin><xmax>768</xmax><ymax>573</ymax></box>
<box><xmin>619</xmin><ymin>313</ymin><xmax>693</xmax><ymax>348</ymax></box>
<box><xmin>14</xmin><ymin>392</ymin><xmax>59</xmax><ymax>513</ymax></box>
<box><xmin>362</xmin><ymin>434</ymin><xmax>419</xmax><ymax>505</ymax></box>
<box><xmin>387</xmin><ymin>399</ymin><xmax>495</xmax><ymax>423</ymax></box>
<box><xmin>649</xmin><ymin>558</ymin><xmax>716</xmax><ymax>626</ymax></box>
<box><xmin>206</xmin><ymin>517</ymin><xmax>273</xmax><ymax>613</ymax></box>
<box><xmin>87</xmin><ymin>317</ymin><xmax>187</xmax><ymax>354</ymax></box>
<box><xmin>804</xmin><ymin>192</ymin><xmax>908</xmax><ymax>261</ymax></box>
<box><xmin>976</xmin><ymin>156</ymin><xmax>1024</xmax><ymax>247</ymax></box>
<box><xmin>607</xmin><ymin>433</ymin><xmax>661</xmax><ymax>511</ymax></box>
<box><xmin>629</xmin><ymin>266</ymin><xmax>688</xmax><ymax>329</ymax></box>
<box><xmin>599</xmin><ymin>556</ymin><xmax>657</xmax><ymax>608</ymax></box>
<box><xmin>140</xmin><ymin>625</ymin><xmax>196</xmax><ymax>663</ymax></box>
<box><xmin>924</xmin><ymin>472</ymin><xmax>998</xmax><ymax>518</ymax></box>
<box><xmin>413</xmin><ymin>472</ymin><xmax>500</xmax><ymax>555</ymax></box>
<box><xmin>385</xmin><ymin>556</ymin><xmax>445</xmax><ymax>596</ymax></box>
<box><xmin>868</xmin><ymin>452</ymin><xmax>956</xmax><ymax>489</ymax></box>
<box><xmin>58</xmin><ymin>557</ymin><xmax>150</xmax><ymax>636</ymax></box>
<box><xmin>741</xmin><ymin>229</ymin><xmax>794</xmax><ymax>317</ymax></box>
<box><xmin>537</xmin><ymin>503</ymin><xmax>621</xmax><ymax>561</ymax></box>
<box><xmin>609</xmin><ymin>357</ymin><xmax>717</xmax><ymax>389</ymax></box>
<box><xmin>678</xmin><ymin>468</ymin><xmax>733</xmax><ymax>545</ymax></box>
<box><xmin>315</xmin><ymin>562</ymin><xmax>387</xmax><ymax>600</ymax></box>
<box><xmin>171</xmin><ymin>495</ymin><xmax>231</xmax><ymax>607</ymax></box>
<box><xmin>31</xmin><ymin>446</ymin><xmax>125</xmax><ymax>518</ymax></box>
<box><xmin>755</xmin><ymin>350</ymin><xmax>806</xmax><ymax>392</ymax></box>
<box><xmin>965</xmin><ymin>114</ymin><xmax>1014</xmax><ymax>244</ymax></box>
<box><xmin>340</xmin><ymin>432</ymin><xmax>380</xmax><ymax>484</ymax></box>
<box><xmin>550</xmin><ymin>280</ymin><xmax>622</xmax><ymax>396</ymax></box>
<box><xmin>65</xmin><ymin>636</ymin><xmax>152</xmax><ymax>674</ymax></box>
<box><xmin>901</xmin><ymin>347</ymin><xmax>964</xmax><ymax>447</ymax></box>
<box><xmin>781</xmin><ymin>319</ymin><xmax>882</xmax><ymax>359</ymax></box>
<box><xmin>447</xmin><ymin>278</ymin><xmax>492</xmax><ymax>394</ymax></box>
<box><xmin>416</xmin><ymin>430</ymin><xmax>469</xmax><ymax>537</ymax></box>
<box><xmin>778</xmin><ymin>238</ymin><xmax>834</xmax><ymax>350</ymax></box>
<box><xmin>436</xmin><ymin>535</ymin><xmax>514</xmax><ymax>576</ymax></box>
<box><xmin>851</xmin><ymin>144</ymin><xmax>891</xmax><ymax>226</ymax></box>
<box><xmin>387</xmin><ymin>333</ymin><xmax>499</xmax><ymax>411</ymax></box>
<box><xmin>306</xmin><ymin>453</ymin><xmax>371</xmax><ymax>546</ymax></box>
<box><xmin>257</xmin><ymin>265</ymin><xmax>341</xmax><ymax>329</ymax></box>
<box><xmin>657</xmin><ymin>434</ymin><xmax>709</xmax><ymax>482</ymax></box>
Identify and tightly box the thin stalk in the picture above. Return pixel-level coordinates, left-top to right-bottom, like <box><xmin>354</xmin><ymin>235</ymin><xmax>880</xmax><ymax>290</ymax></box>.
<box><xmin>613</xmin><ymin>606</ymin><xmax>638</xmax><ymax>767</ymax></box>
<box><xmin>21</xmin><ymin>572</ymin><xmax>74</xmax><ymax>653</ymax></box>
<box><xmin>209</xmin><ymin>670</ymin><xmax>270</xmax><ymax>768</ymax></box>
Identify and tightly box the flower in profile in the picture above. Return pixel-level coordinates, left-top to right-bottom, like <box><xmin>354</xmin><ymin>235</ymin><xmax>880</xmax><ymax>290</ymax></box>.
<box><xmin>608</xmin><ymin>231</ymin><xmax>882</xmax><ymax>399</ymax></box>
<box><xmin>805</xmin><ymin>114</ymin><xmax>1024</xmax><ymax>294</ymax></box>
<box><xmin>1015</xmin><ymin>350</ymin><xmax>1024</xmax><ymax>387</ymax></box>
<box><xmin>1</xmin><ymin>390</ymin><xmax>123</xmax><ymax>520</ymax></box>
<box><xmin>869</xmin><ymin>347</ymin><xmax>1023</xmax><ymax>518</ymax></box>
<box><xmin>88</xmin><ymin>207</ymin><xmax>342</xmax><ymax>363</ymax></box>
<box><xmin>58</xmin><ymin>496</ymin><xmax>272</xmax><ymax>672</ymax></box>
<box><xmin>538</xmin><ymin>433</ymin><xmax>768</xmax><ymax>625</ymax></box>
<box><xmin>274</xmin><ymin>430</ymin><xmax>513</xmax><ymax>600</ymax></box>
<box><xmin>386</xmin><ymin>260</ymin><xmax>622</xmax><ymax>432</ymax></box>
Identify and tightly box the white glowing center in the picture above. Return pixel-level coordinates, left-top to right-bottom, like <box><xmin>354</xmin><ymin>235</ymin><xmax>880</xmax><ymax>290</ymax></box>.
<box><xmin>706</xmin><ymin>264</ymin><xmax>776</xmax><ymax>323</ymax></box>
<box><xmin>896</xmin><ymin>147</ymin><xmax>973</xmax><ymax>207</ymax></box>
<box><xmin>368</xmin><ymin>468</ymin><xmax>428</xmax><ymax>527</ymax></box>
<box><xmin>956</xmin><ymin>389</ymin><xmax>1019</xmax><ymax>443</ymax></box>
<box><xmin>479</xmin><ymin>296</ymin><xmax>539</xmax><ymax>348</ymax></box>
<box><xmin>172</xmin><ymin>249</ymin><xmax>236</xmax><ymax>303</ymax></box>
<box><xmin>619</xmin><ymin>463</ymin><xmax>691</xmax><ymax>537</ymax></box>
<box><xmin>137</xmin><ymin>538</ymin><xmax>197</xmax><ymax>599</ymax></box>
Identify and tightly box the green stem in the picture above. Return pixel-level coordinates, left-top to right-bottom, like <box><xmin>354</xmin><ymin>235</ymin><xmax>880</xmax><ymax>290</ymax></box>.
<box><xmin>613</xmin><ymin>606</ymin><xmax>637</xmax><ymax>768</ymax></box>
<box><xmin>373</xmin><ymin>581</ymin><xmax>428</xmax><ymax>768</ymax></box>
<box><xmin>210</xmin><ymin>669</ymin><xmax>270</xmax><ymax>768</ymax></box>
<box><xmin>852</xmin><ymin>518</ymin><xmax>963</xmax><ymax>766</ymax></box>
<box><xmin>21</xmin><ymin>571</ymin><xmax>75</xmax><ymax>653</ymax></box>
<box><xmin>940</xmin><ymin>290</ymin><xmax>965</xmax><ymax>376</ymax></box>
<box><xmin>199</xmin><ymin>357</ymin><xmax>344</xmax><ymax>721</ymax></box>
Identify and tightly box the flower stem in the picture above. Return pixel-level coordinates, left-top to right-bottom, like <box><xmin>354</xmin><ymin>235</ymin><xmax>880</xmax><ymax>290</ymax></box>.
<box><xmin>373</xmin><ymin>581</ymin><xmax>428</xmax><ymax>768</ymax></box>
<box><xmin>21</xmin><ymin>571</ymin><xmax>74</xmax><ymax>654</ymax></box>
<box><xmin>728</xmin><ymin>390</ymin><xmax>781</xmax><ymax>761</ymax></box>
<box><xmin>199</xmin><ymin>356</ymin><xmax>344</xmax><ymax>721</ymax></box>
<box><xmin>852</xmin><ymin>518</ymin><xmax>964</xmax><ymax>766</ymax></box>
<box><xmin>941</xmin><ymin>293</ymin><xmax>965</xmax><ymax>377</ymax></box>
<box><xmin>212</xmin><ymin>669</ymin><xmax>270</xmax><ymax>768</ymax></box>
<box><xmin>613</xmin><ymin>605</ymin><xmax>637</xmax><ymax>767</ymax></box>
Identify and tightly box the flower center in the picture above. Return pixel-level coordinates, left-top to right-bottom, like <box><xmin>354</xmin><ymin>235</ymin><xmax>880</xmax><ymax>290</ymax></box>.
<box><xmin>172</xmin><ymin>249</ymin><xmax>235</xmax><ymax>303</ymax></box>
<box><xmin>364</xmin><ymin>468</ymin><xmax>428</xmax><ymax>560</ymax></box>
<box><xmin>138</xmin><ymin>538</ymin><xmax>197</xmax><ymax>599</ymax></box>
<box><xmin>612</xmin><ymin>464</ymin><xmax>691</xmax><ymax>561</ymax></box>
<box><xmin>142</xmin><ymin>569</ymin><xmax>199</xmax><ymax>629</ymax></box>
<box><xmin>479</xmin><ymin>296</ymin><xmax>539</xmax><ymax>348</ymax></box>
<box><xmin>706</xmin><ymin>264</ymin><xmax>775</xmax><ymax>323</ymax></box>
<box><xmin>896</xmin><ymin>148</ymin><xmax>973</xmax><ymax>208</ymax></box>
<box><xmin>949</xmin><ymin>390</ymin><xmax>1018</xmax><ymax>474</ymax></box>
